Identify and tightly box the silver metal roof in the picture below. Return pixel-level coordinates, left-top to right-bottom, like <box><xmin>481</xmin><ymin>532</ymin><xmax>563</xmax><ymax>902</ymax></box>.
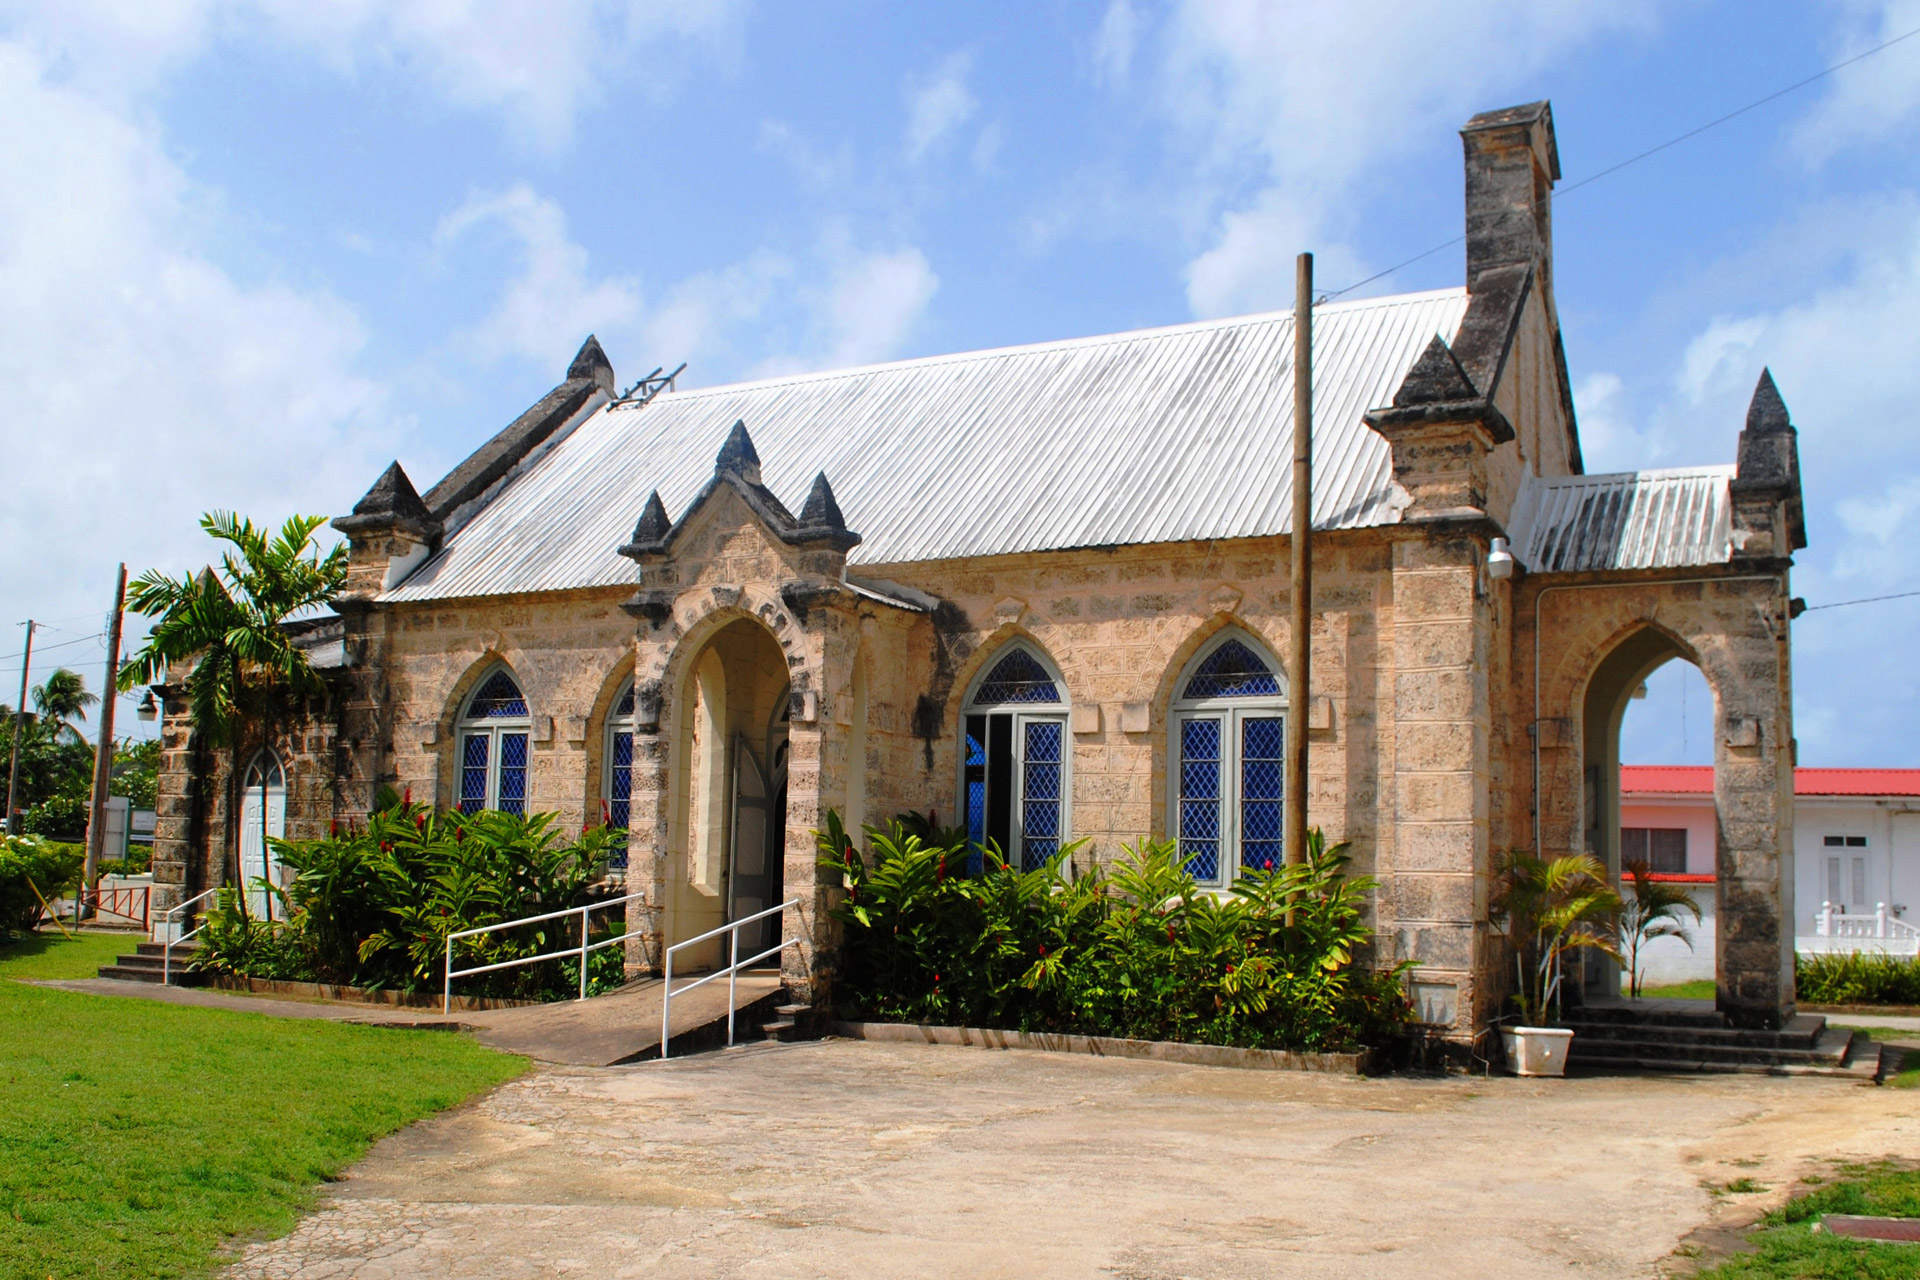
<box><xmin>384</xmin><ymin>288</ymin><xmax>1469</xmax><ymax>603</ymax></box>
<box><xmin>1506</xmin><ymin>465</ymin><xmax>1734</xmax><ymax>573</ymax></box>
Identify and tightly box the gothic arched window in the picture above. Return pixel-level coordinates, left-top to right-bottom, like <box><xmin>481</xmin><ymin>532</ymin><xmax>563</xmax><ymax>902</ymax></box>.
<box><xmin>238</xmin><ymin>752</ymin><xmax>286</xmax><ymax>920</ymax></box>
<box><xmin>1169</xmin><ymin>632</ymin><xmax>1287</xmax><ymax>886</ymax></box>
<box><xmin>961</xmin><ymin>643</ymin><xmax>1069</xmax><ymax>873</ymax></box>
<box><xmin>603</xmin><ymin>679</ymin><xmax>635</xmax><ymax>854</ymax></box>
<box><xmin>457</xmin><ymin>666</ymin><xmax>530</xmax><ymax>815</ymax></box>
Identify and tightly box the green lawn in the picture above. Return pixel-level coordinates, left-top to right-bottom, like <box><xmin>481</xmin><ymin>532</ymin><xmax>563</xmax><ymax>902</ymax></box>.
<box><xmin>1</xmin><ymin>931</ymin><xmax>527</xmax><ymax>1279</ymax></box>
<box><xmin>1694</xmin><ymin>1163</ymin><xmax>1920</xmax><ymax>1278</ymax></box>
<box><xmin>1638</xmin><ymin>979</ymin><xmax>1717</xmax><ymax>1000</ymax></box>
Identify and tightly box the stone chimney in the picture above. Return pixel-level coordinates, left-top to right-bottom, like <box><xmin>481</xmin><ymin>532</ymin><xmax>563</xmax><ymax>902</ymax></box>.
<box><xmin>1460</xmin><ymin>101</ymin><xmax>1560</xmax><ymax>292</ymax></box>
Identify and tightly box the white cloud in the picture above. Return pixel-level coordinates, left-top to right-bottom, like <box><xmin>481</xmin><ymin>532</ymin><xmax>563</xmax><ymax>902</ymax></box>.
<box><xmin>435</xmin><ymin>185</ymin><xmax>642</xmax><ymax>370</ymax></box>
<box><xmin>1569</xmin><ymin>371</ymin><xmax>1661</xmax><ymax>474</ymax></box>
<box><xmin>821</xmin><ymin>245</ymin><xmax>939</xmax><ymax>367</ymax></box>
<box><xmin>0</xmin><ymin>38</ymin><xmax>391</xmax><ymax>666</ymax></box>
<box><xmin>1</xmin><ymin>0</ymin><xmax>746</xmax><ymax>151</ymax></box>
<box><xmin>1155</xmin><ymin>0</ymin><xmax>1654</xmax><ymax>316</ymax></box>
<box><xmin>641</xmin><ymin>250</ymin><xmax>793</xmax><ymax>375</ymax></box>
<box><xmin>1790</xmin><ymin>0</ymin><xmax>1920</xmax><ymax>164</ymax></box>
<box><xmin>905</xmin><ymin>51</ymin><xmax>978</xmax><ymax>161</ymax></box>
<box><xmin>1092</xmin><ymin>0</ymin><xmax>1139</xmax><ymax>87</ymax></box>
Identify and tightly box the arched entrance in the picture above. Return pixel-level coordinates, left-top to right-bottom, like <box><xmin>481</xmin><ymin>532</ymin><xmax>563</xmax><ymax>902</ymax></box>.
<box><xmin>668</xmin><ymin>615</ymin><xmax>792</xmax><ymax>967</ymax></box>
<box><xmin>1581</xmin><ymin>627</ymin><xmax>1708</xmax><ymax>1000</ymax></box>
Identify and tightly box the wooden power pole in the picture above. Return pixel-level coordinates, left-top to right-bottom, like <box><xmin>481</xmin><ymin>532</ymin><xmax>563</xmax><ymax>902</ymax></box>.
<box><xmin>5</xmin><ymin>620</ymin><xmax>34</xmax><ymax>835</ymax></box>
<box><xmin>1285</xmin><ymin>253</ymin><xmax>1313</xmax><ymax>865</ymax></box>
<box><xmin>83</xmin><ymin>564</ymin><xmax>129</xmax><ymax>898</ymax></box>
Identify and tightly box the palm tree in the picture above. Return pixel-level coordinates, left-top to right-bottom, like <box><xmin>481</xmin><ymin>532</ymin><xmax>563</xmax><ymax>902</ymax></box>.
<box><xmin>118</xmin><ymin>513</ymin><xmax>348</xmax><ymax>912</ymax></box>
<box><xmin>1492</xmin><ymin>849</ymin><xmax>1622</xmax><ymax>1024</ymax></box>
<box><xmin>1619</xmin><ymin>859</ymin><xmax>1703</xmax><ymax>1000</ymax></box>
<box><xmin>32</xmin><ymin>668</ymin><xmax>98</xmax><ymax>743</ymax></box>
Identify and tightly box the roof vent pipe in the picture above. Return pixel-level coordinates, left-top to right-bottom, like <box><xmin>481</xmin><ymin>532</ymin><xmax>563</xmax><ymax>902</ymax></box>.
<box><xmin>1487</xmin><ymin>536</ymin><xmax>1515</xmax><ymax>580</ymax></box>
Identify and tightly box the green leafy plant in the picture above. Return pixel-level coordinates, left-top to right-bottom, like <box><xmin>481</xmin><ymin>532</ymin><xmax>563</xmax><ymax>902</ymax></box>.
<box><xmin>822</xmin><ymin>814</ymin><xmax>1410</xmax><ymax>1052</ymax></box>
<box><xmin>0</xmin><ymin>835</ymin><xmax>84</xmax><ymax>937</ymax></box>
<box><xmin>1796</xmin><ymin>951</ymin><xmax>1920</xmax><ymax>1006</ymax></box>
<box><xmin>197</xmin><ymin>802</ymin><xmax>630</xmax><ymax>1000</ymax></box>
<box><xmin>1491</xmin><ymin>849</ymin><xmax>1622</xmax><ymax>1025</ymax></box>
<box><xmin>1618</xmin><ymin>858</ymin><xmax>1702</xmax><ymax>999</ymax></box>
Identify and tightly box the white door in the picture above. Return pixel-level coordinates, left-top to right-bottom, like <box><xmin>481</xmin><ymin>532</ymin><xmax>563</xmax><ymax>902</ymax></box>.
<box><xmin>237</xmin><ymin>757</ymin><xmax>287</xmax><ymax>921</ymax></box>
<box><xmin>729</xmin><ymin>739</ymin><xmax>775</xmax><ymax>956</ymax></box>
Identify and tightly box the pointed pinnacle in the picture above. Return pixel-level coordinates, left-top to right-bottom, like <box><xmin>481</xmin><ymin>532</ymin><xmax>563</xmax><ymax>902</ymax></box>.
<box><xmin>714</xmin><ymin>420</ymin><xmax>762</xmax><ymax>480</ymax></box>
<box><xmin>631</xmin><ymin>490</ymin><xmax>672</xmax><ymax>543</ymax></box>
<box><xmin>1746</xmin><ymin>368</ymin><xmax>1791</xmax><ymax>435</ymax></box>
<box><xmin>1392</xmin><ymin>334</ymin><xmax>1477</xmax><ymax>406</ymax></box>
<box><xmin>798</xmin><ymin>472</ymin><xmax>847</xmax><ymax>531</ymax></box>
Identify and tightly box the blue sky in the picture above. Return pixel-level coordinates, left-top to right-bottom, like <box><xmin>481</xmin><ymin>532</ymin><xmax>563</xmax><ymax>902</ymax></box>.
<box><xmin>2</xmin><ymin>0</ymin><xmax>1918</xmax><ymax>767</ymax></box>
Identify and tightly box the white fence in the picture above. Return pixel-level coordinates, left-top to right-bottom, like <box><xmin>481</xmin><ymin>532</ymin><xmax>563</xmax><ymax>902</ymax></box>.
<box><xmin>1797</xmin><ymin>901</ymin><xmax>1920</xmax><ymax>957</ymax></box>
<box><xmin>443</xmin><ymin>892</ymin><xmax>654</xmax><ymax>1013</ymax></box>
<box><xmin>659</xmin><ymin>900</ymin><xmax>797</xmax><ymax>1059</ymax></box>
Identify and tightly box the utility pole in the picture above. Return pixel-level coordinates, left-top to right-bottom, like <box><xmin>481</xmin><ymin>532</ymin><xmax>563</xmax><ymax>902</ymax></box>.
<box><xmin>6</xmin><ymin>621</ymin><xmax>34</xmax><ymax>836</ymax></box>
<box><xmin>1285</xmin><ymin>253</ymin><xmax>1313</xmax><ymax>866</ymax></box>
<box><xmin>83</xmin><ymin>565</ymin><xmax>129</xmax><ymax>904</ymax></box>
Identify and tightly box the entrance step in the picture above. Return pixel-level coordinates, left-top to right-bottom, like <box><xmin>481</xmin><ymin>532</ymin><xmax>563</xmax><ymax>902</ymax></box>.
<box><xmin>1562</xmin><ymin>998</ymin><xmax>1886</xmax><ymax>1079</ymax></box>
<box><xmin>761</xmin><ymin>1004</ymin><xmax>813</xmax><ymax>1043</ymax></box>
<box><xmin>97</xmin><ymin>942</ymin><xmax>202</xmax><ymax>985</ymax></box>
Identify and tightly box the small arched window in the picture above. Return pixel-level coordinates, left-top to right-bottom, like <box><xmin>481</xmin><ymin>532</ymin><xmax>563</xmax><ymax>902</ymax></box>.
<box><xmin>1170</xmin><ymin>633</ymin><xmax>1287</xmax><ymax>886</ymax></box>
<box><xmin>961</xmin><ymin>643</ymin><xmax>1069</xmax><ymax>873</ymax></box>
<box><xmin>457</xmin><ymin>667</ymin><xmax>530</xmax><ymax>815</ymax></box>
<box><xmin>603</xmin><ymin>680</ymin><xmax>635</xmax><ymax>851</ymax></box>
<box><xmin>238</xmin><ymin>752</ymin><xmax>286</xmax><ymax>920</ymax></box>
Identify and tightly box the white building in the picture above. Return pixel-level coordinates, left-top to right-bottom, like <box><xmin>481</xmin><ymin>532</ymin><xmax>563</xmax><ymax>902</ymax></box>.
<box><xmin>1620</xmin><ymin>766</ymin><xmax>1920</xmax><ymax>985</ymax></box>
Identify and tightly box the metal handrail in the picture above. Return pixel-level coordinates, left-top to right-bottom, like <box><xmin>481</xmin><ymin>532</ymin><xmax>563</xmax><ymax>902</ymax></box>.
<box><xmin>659</xmin><ymin>899</ymin><xmax>798</xmax><ymax>1060</ymax></box>
<box><xmin>159</xmin><ymin>887</ymin><xmax>220</xmax><ymax>986</ymax></box>
<box><xmin>442</xmin><ymin>891</ymin><xmax>656</xmax><ymax>1014</ymax></box>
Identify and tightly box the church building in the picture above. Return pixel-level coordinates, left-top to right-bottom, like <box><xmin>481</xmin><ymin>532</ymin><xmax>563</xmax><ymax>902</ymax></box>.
<box><xmin>148</xmin><ymin>101</ymin><xmax>1809</xmax><ymax>1046</ymax></box>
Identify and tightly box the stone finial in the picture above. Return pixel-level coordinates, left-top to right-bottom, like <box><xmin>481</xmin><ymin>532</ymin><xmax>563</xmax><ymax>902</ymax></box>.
<box><xmin>797</xmin><ymin>472</ymin><xmax>847</xmax><ymax>531</ymax></box>
<box><xmin>1731</xmin><ymin>367</ymin><xmax>1808</xmax><ymax>554</ymax></box>
<box><xmin>630</xmin><ymin>490</ymin><xmax>672</xmax><ymax>544</ymax></box>
<box><xmin>567</xmin><ymin>334</ymin><xmax>616</xmax><ymax>395</ymax></box>
<box><xmin>1746</xmin><ymin>368</ymin><xmax>1790</xmax><ymax>436</ymax></box>
<box><xmin>333</xmin><ymin>461</ymin><xmax>438</xmax><ymax>539</ymax></box>
<box><xmin>1392</xmin><ymin>336</ymin><xmax>1477</xmax><ymax>406</ymax></box>
<box><xmin>714</xmin><ymin>420</ymin><xmax>763</xmax><ymax>485</ymax></box>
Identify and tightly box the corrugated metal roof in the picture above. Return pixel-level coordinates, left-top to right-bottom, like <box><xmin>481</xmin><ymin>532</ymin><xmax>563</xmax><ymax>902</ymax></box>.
<box><xmin>1623</xmin><ymin>766</ymin><xmax>1920</xmax><ymax>797</ymax></box>
<box><xmin>1507</xmin><ymin>465</ymin><xmax>1733</xmax><ymax>574</ymax></box>
<box><xmin>383</xmin><ymin>288</ymin><xmax>1468</xmax><ymax>603</ymax></box>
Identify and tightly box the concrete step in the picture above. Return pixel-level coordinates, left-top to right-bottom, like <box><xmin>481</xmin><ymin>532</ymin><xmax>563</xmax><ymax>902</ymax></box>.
<box><xmin>1573</xmin><ymin>1040</ymin><xmax>1883</xmax><ymax>1081</ymax></box>
<box><xmin>1566</xmin><ymin>1025</ymin><xmax>1871</xmax><ymax>1074</ymax></box>
<box><xmin>1562</xmin><ymin>1014</ymin><xmax>1828</xmax><ymax>1052</ymax></box>
<box><xmin>98</xmin><ymin>942</ymin><xmax>201</xmax><ymax>983</ymax></box>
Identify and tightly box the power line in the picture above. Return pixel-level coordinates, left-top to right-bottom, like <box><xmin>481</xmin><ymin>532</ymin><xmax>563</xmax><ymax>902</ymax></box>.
<box><xmin>1321</xmin><ymin>22</ymin><xmax>1920</xmax><ymax>302</ymax></box>
<box><xmin>1800</xmin><ymin>588</ymin><xmax>1920</xmax><ymax>612</ymax></box>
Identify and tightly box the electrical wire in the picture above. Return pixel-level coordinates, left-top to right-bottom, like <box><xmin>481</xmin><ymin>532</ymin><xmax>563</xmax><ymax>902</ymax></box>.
<box><xmin>1800</xmin><ymin>588</ymin><xmax>1920</xmax><ymax>612</ymax></box>
<box><xmin>1321</xmin><ymin>21</ymin><xmax>1920</xmax><ymax>302</ymax></box>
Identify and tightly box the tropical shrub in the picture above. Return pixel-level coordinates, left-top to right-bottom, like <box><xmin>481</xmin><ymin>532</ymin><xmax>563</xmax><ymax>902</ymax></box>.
<box><xmin>0</xmin><ymin>835</ymin><xmax>85</xmax><ymax>936</ymax></box>
<box><xmin>197</xmin><ymin>801</ymin><xmax>629</xmax><ymax>1000</ymax></box>
<box><xmin>822</xmin><ymin>814</ymin><xmax>1409</xmax><ymax>1051</ymax></box>
<box><xmin>1618</xmin><ymin>859</ymin><xmax>1702</xmax><ymax>999</ymax></box>
<box><xmin>22</xmin><ymin>794</ymin><xmax>90</xmax><ymax>841</ymax></box>
<box><xmin>1491</xmin><ymin>849</ymin><xmax>1621</xmax><ymax>1025</ymax></box>
<box><xmin>1797</xmin><ymin>951</ymin><xmax>1920</xmax><ymax>1006</ymax></box>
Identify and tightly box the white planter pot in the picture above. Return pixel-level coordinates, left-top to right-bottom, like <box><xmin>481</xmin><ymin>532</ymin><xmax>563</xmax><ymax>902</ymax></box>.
<box><xmin>1502</xmin><ymin>1026</ymin><xmax>1574</xmax><ymax>1077</ymax></box>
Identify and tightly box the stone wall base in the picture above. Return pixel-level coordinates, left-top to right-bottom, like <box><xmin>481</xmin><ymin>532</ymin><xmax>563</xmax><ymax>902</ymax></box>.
<box><xmin>828</xmin><ymin>1020</ymin><xmax>1385</xmax><ymax>1075</ymax></box>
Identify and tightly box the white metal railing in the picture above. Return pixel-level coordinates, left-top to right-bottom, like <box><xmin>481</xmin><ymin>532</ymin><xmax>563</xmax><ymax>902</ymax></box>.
<box><xmin>659</xmin><ymin>900</ymin><xmax>798</xmax><ymax>1060</ymax></box>
<box><xmin>158</xmin><ymin>887</ymin><xmax>221</xmax><ymax>986</ymax></box>
<box><xmin>1815</xmin><ymin>901</ymin><xmax>1920</xmax><ymax>941</ymax></box>
<box><xmin>442</xmin><ymin>892</ymin><xmax>655</xmax><ymax>1014</ymax></box>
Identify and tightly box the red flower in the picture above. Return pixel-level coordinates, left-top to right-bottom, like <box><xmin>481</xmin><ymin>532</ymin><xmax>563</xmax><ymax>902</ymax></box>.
<box><xmin>937</xmin><ymin>855</ymin><xmax>946</xmax><ymax>882</ymax></box>
<box><xmin>1166</xmin><ymin>923</ymin><xmax>1176</xmax><ymax>942</ymax></box>
<box><xmin>1038</xmin><ymin>943</ymin><xmax>1047</xmax><ymax>957</ymax></box>
<box><xmin>403</xmin><ymin>786</ymin><xmax>412</xmax><ymax>806</ymax></box>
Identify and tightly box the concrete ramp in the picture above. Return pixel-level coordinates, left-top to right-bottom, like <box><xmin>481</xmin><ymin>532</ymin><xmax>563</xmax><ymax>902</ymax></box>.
<box><xmin>455</xmin><ymin>971</ymin><xmax>787</xmax><ymax>1066</ymax></box>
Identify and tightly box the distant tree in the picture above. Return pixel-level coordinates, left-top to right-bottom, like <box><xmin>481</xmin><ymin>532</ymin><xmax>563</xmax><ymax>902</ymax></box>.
<box><xmin>110</xmin><ymin>738</ymin><xmax>163</xmax><ymax>811</ymax></box>
<box><xmin>119</xmin><ymin>512</ymin><xmax>348</xmax><ymax>912</ymax></box>
<box><xmin>32</xmin><ymin>668</ymin><xmax>97</xmax><ymax>743</ymax></box>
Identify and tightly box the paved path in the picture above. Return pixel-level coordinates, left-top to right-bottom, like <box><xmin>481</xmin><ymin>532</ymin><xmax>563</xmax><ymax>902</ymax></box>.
<box><xmin>225</xmin><ymin>1037</ymin><xmax>1920</xmax><ymax>1280</ymax></box>
<box><xmin>1824</xmin><ymin>1011</ymin><xmax>1920</xmax><ymax>1033</ymax></box>
<box><xmin>37</xmin><ymin>972</ymin><xmax>783</xmax><ymax>1066</ymax></box>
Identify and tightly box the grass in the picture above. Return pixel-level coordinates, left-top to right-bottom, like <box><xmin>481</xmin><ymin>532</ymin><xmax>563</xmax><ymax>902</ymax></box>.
<box><xmin>1694</xmin><ymin>1162</ymin><xmax>1920</xmax><ymax>1278</ymax></box>
<box><xmin>1637</xmin><ymin>979</ymin><xmax>1717</xmax><ymax>1000</ymax></box>
<box><xmin>1</xmin><ymin>930</ymin><xmax>527</xmax><ymax>1278</ymax></box>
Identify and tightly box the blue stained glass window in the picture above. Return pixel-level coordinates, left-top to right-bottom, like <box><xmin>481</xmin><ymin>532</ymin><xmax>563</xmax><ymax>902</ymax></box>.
<box><xmin>459</xmin><ymin>734</ymin><xmax>489</xmax><ymax>814</ymax></box>
<box><xmin>1240</xmin><ymin>717</ymin><xmax>1285</xmax><ymax>873</ymax></box>
<box><xmin>965</xmin><ymin>723</ymin><xmax>988</xmax><ymax>875</ymax></box>
<box><xmin>1182</xmin><ymin>639</ymin><xmax>1280</xmax><ymax>700</ymax></box>
<box><xmin>467</xmin><ymin>670</ymin><xmax>529</xmax><ymax>719</ymax></box>
<box><xmin>608</xmin><ymin>730</ymin><xmax>633</xmax><ymax>822</ymax></box>
<box><xmin>614</xmin><ymin>682</ymin><xmax>635</xmax><ymax>718</ymax></box>
<box><xmin>1179</xmin><ymin>718</ymin><xmax>1222</xmax><ymax>882</ymax></box>
<box><xmin>971</xmin><ymin>648</ymin><xmax>1060</xmax><ymax>706</ymax></box>
<box><xmin>497</xmin><ymin>733</ymin><xmax>528</xmax><ymax>816</ymax></box>
<box><xmin>1020</xmin><ymin>721</ymin><xmax>1062</xmax><ymax>871</ymax></box>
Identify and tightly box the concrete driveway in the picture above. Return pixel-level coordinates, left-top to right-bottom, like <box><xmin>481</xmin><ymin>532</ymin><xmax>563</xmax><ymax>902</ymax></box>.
<box><xmin>228</xmin><ymin>1038</ymin><xmax>1920</xmax><ymax>1279</ymax></box>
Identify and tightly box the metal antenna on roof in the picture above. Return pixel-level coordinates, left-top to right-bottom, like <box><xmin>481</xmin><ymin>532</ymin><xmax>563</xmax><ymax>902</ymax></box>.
<box><xmin>612</xmin><ymin>362</ymin><xmax>687</xmax><ymax>408</ymax></box>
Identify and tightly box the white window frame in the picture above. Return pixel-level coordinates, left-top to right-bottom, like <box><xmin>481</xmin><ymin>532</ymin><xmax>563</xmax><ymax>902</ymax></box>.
<box><xmin>237</xmin><ymin>752</ymin><xmax>287</xmax><ymax>921</ymax></box>
<box><xmin>958</xmin><ymin>641</ymin><xmax>1071</xmax><ymax>874</ymax></box>
<box><xmin>1168</xmin><ymin>631</ymin><xmax>1289</xmax><ymax>888</ymax></box>
<box><xmin>603</xmin><ymin>678</ymin><xmax>636</xmax><ymax>831</ymax></box>
<box><xmin>456</xmin><ymin>665</ymin><xmax>531</xmax><ymax>815</ymax></box>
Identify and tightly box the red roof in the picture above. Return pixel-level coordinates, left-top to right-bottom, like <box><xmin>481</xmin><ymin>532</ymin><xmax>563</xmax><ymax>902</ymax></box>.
<box><xmin>1621</xmin><ymin>765</ymin><xmax>1920</xmax><ymax>797</ymax></box>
